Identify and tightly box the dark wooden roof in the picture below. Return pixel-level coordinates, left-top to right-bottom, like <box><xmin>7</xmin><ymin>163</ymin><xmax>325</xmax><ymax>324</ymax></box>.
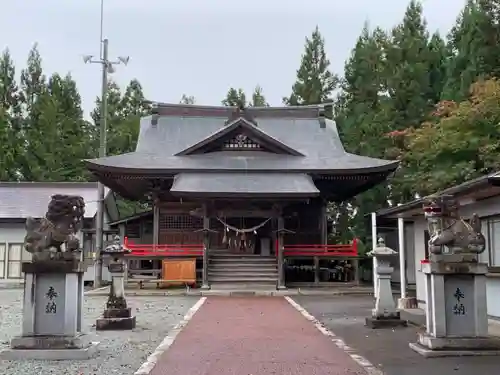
<box><xmin>86</xmin><ymin>104</ymin><xmax>398</xmax><ymax>174</ymax></box>
<box><xmin>85</xmin><ymin>104</ymin><xmax>399</xmax><ymax>201</ymax></box>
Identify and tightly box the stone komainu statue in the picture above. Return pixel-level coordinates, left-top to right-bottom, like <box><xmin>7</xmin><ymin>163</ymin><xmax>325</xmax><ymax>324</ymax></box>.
<box><xmin>423</xmin><ymin>195</ymin><xmax>485</xmax><ymax>255</ymax></box>
<box><xmin>24</xmin><ymin>194</ymin><xmax>85</xmax><ymax>254</ymax></box>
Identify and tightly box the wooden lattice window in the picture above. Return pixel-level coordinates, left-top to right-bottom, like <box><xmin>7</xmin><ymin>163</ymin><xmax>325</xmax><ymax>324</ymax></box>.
<box><xmin>160</xmin><ymin>214</ymin><xmax>203</xmax><ymax>231</ymax></box>
<box><xmin>223</xmin><ymin>134</ymin><xmax>261</xmax><ymax>150</ymax></box>
<box><xmin>125</xmin><ymin>223</ymin><xmax>141</xmax><ymax>238</ymax></box>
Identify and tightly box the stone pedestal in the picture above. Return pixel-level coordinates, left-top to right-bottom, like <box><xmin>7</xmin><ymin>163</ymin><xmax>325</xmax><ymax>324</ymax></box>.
<box><xmin>365</xmin><ymin>239</ymin><xmax>407</xmax><ymax>329</ymax></box>
<box><xmin>409</xmin><ymin>259</ymin><xmax>500</xmax><ymax>357</ymax></box>
<box><xmin>96</xmin><ymin>242</ymin><xmax>136</xmax><ymax>330</ymax></box>
<box><xmin>0</xmin><ymin>260</ymin><xmax>99</xmax><ymax>360</ymax></box>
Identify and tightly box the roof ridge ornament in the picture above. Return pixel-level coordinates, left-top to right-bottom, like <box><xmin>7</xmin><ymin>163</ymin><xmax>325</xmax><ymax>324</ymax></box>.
<box><xmin>225</xmin><ymin>105</ymin><xmax>257</xmax><ymax>126</ymax></box>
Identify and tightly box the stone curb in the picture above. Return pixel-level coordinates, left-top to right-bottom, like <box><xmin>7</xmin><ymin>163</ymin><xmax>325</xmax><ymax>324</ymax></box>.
<box><xmin>84</xmin><ymin>288</ymin><xmax>376</xmax><ymax>297</ymax></box>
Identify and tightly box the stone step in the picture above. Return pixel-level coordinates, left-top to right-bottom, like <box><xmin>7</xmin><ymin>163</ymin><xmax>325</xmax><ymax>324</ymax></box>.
<box><xmin>210</xmin><ymin>255</ymin><xmax>276</xmax><ymax>263</ymax></box>
<box><xmin>209</xmin><ymin>275</ymin><xmax>278</xmax><ymax>283</ymax></box>
<box><xmin>209</xmin><ymin>263</ymin><xmax>277</xmax><ymax>270</ymax></box>
<box><xmin>209</xmin><ymin>283</ymin><xmax>277</xmax><ymax>290</ymax></box>
<box><xmin>209</xmin><ymin>270</ymin><xmax>278</xmax><ymax>277</ymax></box>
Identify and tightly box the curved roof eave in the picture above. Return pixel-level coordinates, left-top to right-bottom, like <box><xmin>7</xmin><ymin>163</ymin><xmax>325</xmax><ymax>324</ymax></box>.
<box><xmin>85</xmin><ymin>158</ymin><xmax>399</xmax><ymax>176</ymax></box>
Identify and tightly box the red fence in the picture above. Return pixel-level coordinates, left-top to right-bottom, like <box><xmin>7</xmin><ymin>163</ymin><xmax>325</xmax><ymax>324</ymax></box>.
<box><xmin>124</xmin><ymin>237</ymin><xmax>203</xmax><ymax>257</ymax></box>
<box><xmin>124</xmin><ymin>237</ymin><xmax>357</xmax><ymax>258</ymax></box>
<box><xmin>281</xmin><ymin>239</ymin><xmax>358</xmax><ymax>257</ymax></box>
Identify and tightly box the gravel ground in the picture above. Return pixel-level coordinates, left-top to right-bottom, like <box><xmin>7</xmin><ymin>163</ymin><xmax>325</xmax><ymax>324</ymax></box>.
<box><xmin>0</xmin><ymin>289</ymin><xmax>199</xmax><ymax>375</ymax></box>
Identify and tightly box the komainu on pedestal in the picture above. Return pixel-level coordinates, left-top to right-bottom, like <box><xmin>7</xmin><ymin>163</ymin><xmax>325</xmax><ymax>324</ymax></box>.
<box><xmin>409</xmin><ymin>195</ymin><xmax>500</xmax><ymax>357</ymax></box>
<box><xmin>0</xmin><ymin>194</ymin><xmax>99</xmax><ymax>360</ymax></box>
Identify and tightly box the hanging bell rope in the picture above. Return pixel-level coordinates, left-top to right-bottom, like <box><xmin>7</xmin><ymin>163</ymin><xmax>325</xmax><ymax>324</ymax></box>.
<box><xmin>216</xmin><ymin>217</ymin><xmax>272</xmax><ymax>234</ymax></box>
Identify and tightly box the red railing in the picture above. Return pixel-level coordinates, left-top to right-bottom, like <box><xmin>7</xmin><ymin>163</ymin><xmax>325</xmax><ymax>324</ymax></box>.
<box><xmin>281</xmin><ymin>238</ymin><xmax>358</xmax><ymax>257</ymax></box>
<box><xmin>123</xmin><ymin>237</ymin><xmax>203</xmax><ymax>257</ymax></box>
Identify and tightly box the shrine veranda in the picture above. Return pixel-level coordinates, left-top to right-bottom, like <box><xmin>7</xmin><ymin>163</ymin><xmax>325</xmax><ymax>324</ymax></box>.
<box><xmin>85</xmin><ymin>104</ymin><xmax>398</xmax><ymax>288</ymax></box>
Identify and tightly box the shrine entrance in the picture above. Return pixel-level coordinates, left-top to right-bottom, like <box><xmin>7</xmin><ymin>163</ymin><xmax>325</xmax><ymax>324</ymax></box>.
<box><xmin>214</xmin><ymin>216</ymin><xmax>275</xmax><ymax>256</ymax></box>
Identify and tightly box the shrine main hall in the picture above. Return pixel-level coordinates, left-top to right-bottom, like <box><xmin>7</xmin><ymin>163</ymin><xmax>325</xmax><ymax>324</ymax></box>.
<box><xmin>85</xmin><ymin>103</ymin><xmax>398</xmax><ymax>289</ymax></box>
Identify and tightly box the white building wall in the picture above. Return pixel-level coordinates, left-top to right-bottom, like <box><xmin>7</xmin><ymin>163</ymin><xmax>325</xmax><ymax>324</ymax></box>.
<box><xmin>0</xmin><ymin>223</ymin><xmax>31</xmax><ymax>279</ymax></box>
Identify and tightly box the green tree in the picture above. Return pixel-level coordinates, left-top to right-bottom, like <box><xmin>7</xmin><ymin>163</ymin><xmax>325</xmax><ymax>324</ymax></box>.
<box><xmin>0</xmin><ymin>49</ymin><xmax>23</xmax><ymax>180</ymax></box>
<box><xmin>91</xmin><ymin>79</ymin><xmax>145</xmax><ymax>156</ymax></box>
<box><xmin>180</xmin><ymin>94</ymin><xmax>196</xmax><ymax>104</ymax></box>
<box><xmin>249</xmin><ymin>85</ymin><xmax>268</xmax><ymax>107</ymax></box>
<box><xmin>19</xmin><ymin>44</ymin><xmax>50</xmax><ymax>181</ymax></box>
<box><xmin>384</xmin><ymin>0</ymin><xmax>434</xmax><ymax>130</ymax></box>
<box><xmin>222</xmin><ymin>87</ymin><xmax>247</xmax><ymax>107</ymax></box>
<box><xmin>284</xmin><ymin>26</ymin><xmax>338</xmax><ymax>106</ymax></box>
<box><xmin>45</xmin><ymin>73</ymin><xmax>95</xmax><ymax>180</ymax></box>
<box><xmin>399</xmin><ymin>78</ymin><xmax>500</xmax><ymax>195</ymax></box>
<box><xmin>442</xmin><ymin>0</ymin><xmax>500</xmax><ymax>100</ymax></box>
<box><xmin>335</xmin><ymin>25</ymin><xmax>392</xmax><ymax>243</ymax></box>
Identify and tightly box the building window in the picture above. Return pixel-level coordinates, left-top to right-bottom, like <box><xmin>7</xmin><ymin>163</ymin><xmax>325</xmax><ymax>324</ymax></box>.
<box><xmin>485</xmin><ymin>216</ymin><xmax>500</xmax><ymax>266</ymax></box>
<box><xmin>0</xmin><ymin>243</ymin><xmax>5</xmax><ymax>278</ymax></box>
<box><xmin>7</xmin><ymin>243</ymin><xmax>23</xmax><ymax>278</ymax></box>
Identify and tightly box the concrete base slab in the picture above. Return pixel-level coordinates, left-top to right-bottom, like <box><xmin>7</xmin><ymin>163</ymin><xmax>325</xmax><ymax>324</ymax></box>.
<box><xmin>0</xmin><ymin>341</ymin><xmax>99</xmax><ymax>360</ymax></box>
<box><xmin>96</xmin><ymin>316</ymin><xmax>136</xmax><ymax>330</ymax></box>
<box><xmin>365</xmin><ymin>317</ymin><xmax>408</xmax><ymax>329</ymax></box>
<box><xmin>409</xmin><ymin>342</ymin><xmax>500</xmax><ymax>357</ymax></box>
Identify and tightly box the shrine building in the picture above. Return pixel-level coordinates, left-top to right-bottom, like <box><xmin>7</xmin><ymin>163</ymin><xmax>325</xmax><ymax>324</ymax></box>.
<box><xmin>86</xmin><ymin>103</ymin><xmax>398</xmax><ymax>289</ymax></box>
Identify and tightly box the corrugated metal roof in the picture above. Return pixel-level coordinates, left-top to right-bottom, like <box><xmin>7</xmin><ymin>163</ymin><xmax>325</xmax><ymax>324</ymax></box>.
<box><xmin>0</xmin><ymin>182</ymin><xmax>107</xmax><ymax>219</ymax></box>
<box><xmin>170</xmin><ymin>173</ymin><xmax>320</xmax><ymax>198</ymax></box>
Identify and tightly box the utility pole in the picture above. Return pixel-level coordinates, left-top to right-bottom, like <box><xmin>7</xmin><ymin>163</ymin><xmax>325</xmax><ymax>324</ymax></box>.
<box><xmin>84</xmin><ymin>38</ymin><xmax>129</xmax><ymax>287</ymax></box>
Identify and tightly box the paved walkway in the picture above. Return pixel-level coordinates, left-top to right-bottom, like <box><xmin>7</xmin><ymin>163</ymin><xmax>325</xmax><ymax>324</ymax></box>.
<box><xmin>295</xmin><ymin>295</ymin><xmax>500</xmax><ymax>375</ymax></box>
<box><xmin>149</xmin><ymin>297</ymin><xmax>369</xmax><ymax>375</ymax></box>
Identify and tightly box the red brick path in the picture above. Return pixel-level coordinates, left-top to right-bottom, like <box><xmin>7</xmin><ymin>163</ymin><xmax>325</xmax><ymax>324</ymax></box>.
<box><xmin>150</xmin><ymin>297</ymin><xmax>368</xmax><ymax>375</ymax></box>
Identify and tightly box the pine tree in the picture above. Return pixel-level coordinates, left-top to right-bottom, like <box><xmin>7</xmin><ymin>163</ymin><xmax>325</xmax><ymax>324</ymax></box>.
<box><xmin>180</xmin><ymin>94</ymin><xmax>195</xmax><ymax>104</ymax></box>
<box><xmin>249</xmin><ymin>85</ymin><xmax>268</xmax><ymax>107</ymax></box>
<box><xmin>284</xmin><ymin>26</ymin><xmax>338</xmax><ymax>106</ymax></box>
<box><xmin>427</xmin><ymin>32</ymin><xmax>448</xmax><ymax>103</ymax></box>
<box><xmin>0</xmin><ymin>49</ymin><xmax>23</xmax><ymax>180</ymax></box>
<box><xmin>46</xmin><ymin>73</ymin><xmax>94</xmax><ymax>180</ymax></box>
<box><xmin>19</xmin><ymin>44</ymin><xmax>51</xmax><ymax>181</ymax></box>
<box><xmin>336</xmin><ymin>24</ymin><xmax>389</xmax><ymax>157</ymax></box>
<box><xmin>384</xmin><ymin>0</ymin><xmax>434</xmax><ymax>130</ymax></box>
<box><xmin>335</xmin><ymin>25</ymin><xmax>392</xmax><ymax>241</ymax></box>
<box><xmin>222</xmin><ymin>88</ymin><xmax>246</xmax><ymax>107</ymax></box>
<box><xmin>442</xmin><ymin>0</ymin><xmax>500</xmax><ymax>100</ymax></box>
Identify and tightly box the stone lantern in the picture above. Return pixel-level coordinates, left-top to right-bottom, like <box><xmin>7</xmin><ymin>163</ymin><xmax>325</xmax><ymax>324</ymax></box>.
<box><xmin>365</xmin><ymin>237</ymin><xmax>407</xmax><ymax>328</ymax></box>
<box><xmin>96</xmin><ymin>235</ymin><xmax>136</xmax><ymax>330</ymax></box>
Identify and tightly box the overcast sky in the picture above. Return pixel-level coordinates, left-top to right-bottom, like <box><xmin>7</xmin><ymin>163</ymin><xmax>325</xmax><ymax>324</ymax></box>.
<box><xmin>2</xmin><ymin>0</ymin><xmax>465</xmax><ymax>116</ymax></box>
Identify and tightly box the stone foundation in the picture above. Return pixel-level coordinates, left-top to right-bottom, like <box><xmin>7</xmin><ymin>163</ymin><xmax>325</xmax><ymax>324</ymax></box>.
<box><xmin>409</xmin><ymin>332</ymin><xmax>500</xmax><ymax>357</ymax></box>
<box><xmin>365</xmin><ymin>313</ymin><xmax>408</xmax><ymax>329</ymax></box>
<box><xmin>0</xmin><ymin>334</ymin><xmax>99</xmax><ymax>360</ymax></box>
<box><xmin>96</xmin><ymin>307</ymin><xmax>136</xmax><ymax>331</ymax></box>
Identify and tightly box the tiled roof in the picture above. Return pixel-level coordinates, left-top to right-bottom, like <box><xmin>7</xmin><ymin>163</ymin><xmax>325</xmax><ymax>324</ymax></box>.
<box><xmin>0</xmin><ymin>182</ymin><xmax>107</xmax><ymax>219</ymax></box>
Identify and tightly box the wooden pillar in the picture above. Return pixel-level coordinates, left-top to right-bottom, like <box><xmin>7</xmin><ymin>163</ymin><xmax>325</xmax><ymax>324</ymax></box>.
<box><xmin>277</xmin><ymin>216</ymin><xmax>285</xmax><ymax>289</ymax></box>
<box><xmin>202</xmin><ymin>207</ymin><xmax>210</xmax><ymax>289</ymax></box>
<box><xmin>153</xmin><ymin>201</ymin><xmax>160</xmax><ymax>247</ymax></box>
<box><xmin>315</xmin><ymin>201</ymin><xmax>327</xmax><ymax>285</ymax></box>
